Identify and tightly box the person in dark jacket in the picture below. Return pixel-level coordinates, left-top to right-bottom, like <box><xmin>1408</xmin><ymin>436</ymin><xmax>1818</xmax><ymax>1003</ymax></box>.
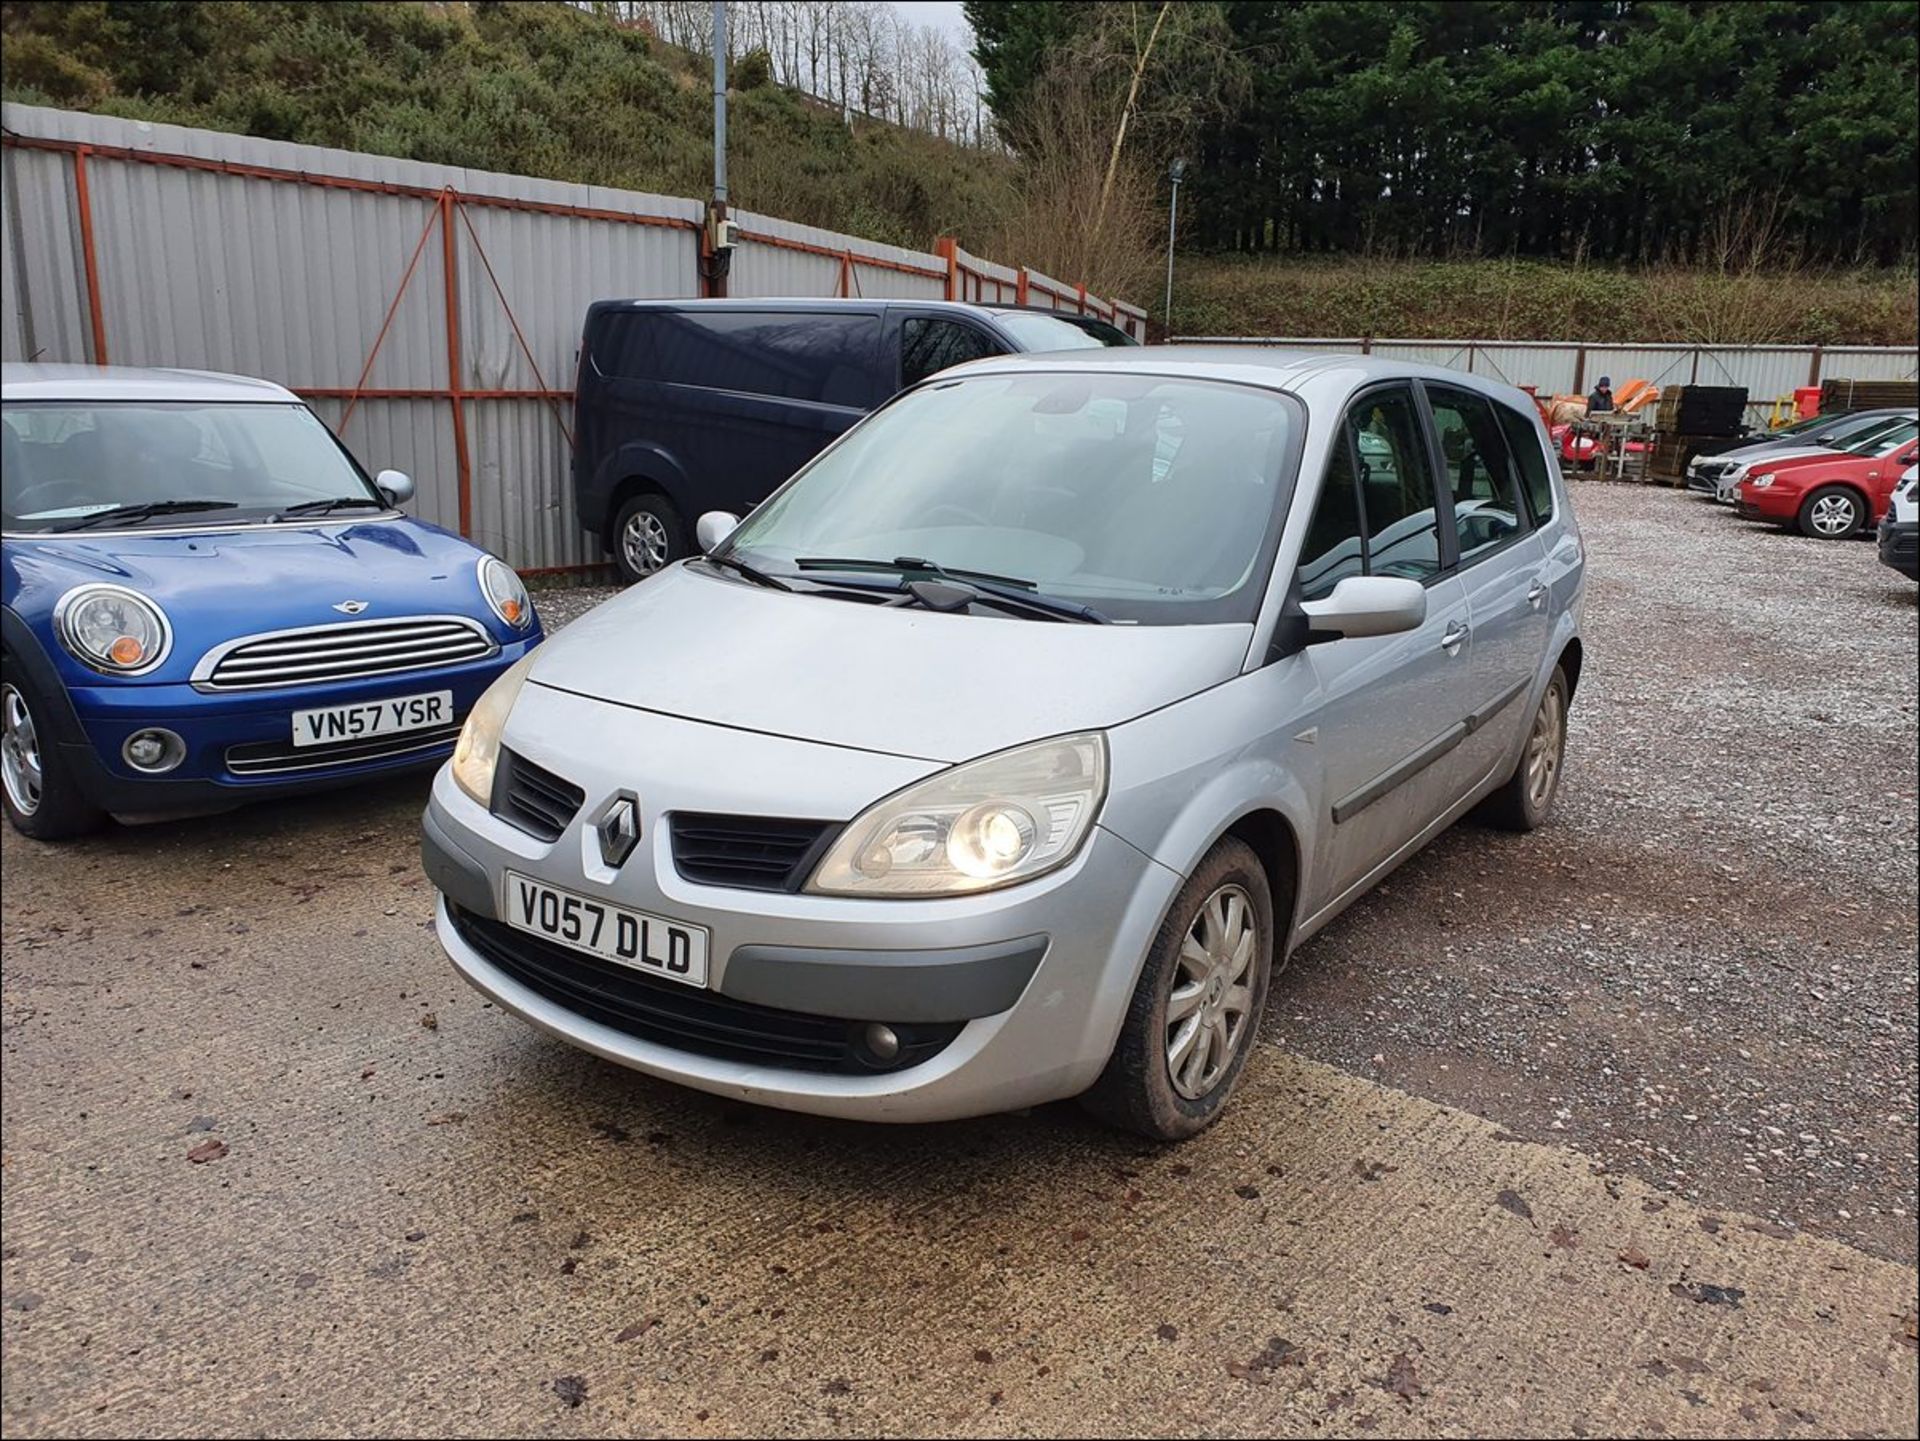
<box><xmin>1587</xmin><ymin>376</ymin><xmax>1615</xmax><ymax>413</ymax></box>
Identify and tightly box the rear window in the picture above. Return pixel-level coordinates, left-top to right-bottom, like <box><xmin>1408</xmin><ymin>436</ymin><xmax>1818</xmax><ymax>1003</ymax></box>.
<box><xmin>1494</xmin><ymin>401</ymin><xmax>1555</xmax><ymax>525</ymax></box>
<box><xmin>591</xmin><ymin>310</ymin><xmax>880</xmax><ymax>407</ymax></box>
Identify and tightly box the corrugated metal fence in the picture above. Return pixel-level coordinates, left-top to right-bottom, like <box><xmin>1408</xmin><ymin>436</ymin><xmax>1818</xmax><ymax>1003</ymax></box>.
<box><xmin>1175</xmin><ymin>335</ymin><xmax>1918</xmax><ymax>428</ymax></box>
<box><xmin>0</xmin><ymin>102</ymin><xmax>1146</xmax><ymax>574</ymax></box>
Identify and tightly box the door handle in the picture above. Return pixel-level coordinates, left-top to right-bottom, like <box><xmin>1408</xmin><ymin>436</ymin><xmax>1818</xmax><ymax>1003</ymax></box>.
<box><xmin>1440</xmin><ymin>621</ymin><xmax>1468</xmax><ymax>655</ymax></box>
<box><xmin>1527</xmin><ymin>579</ymin><xmax>1549</xmax><ymax>609</ymax></box>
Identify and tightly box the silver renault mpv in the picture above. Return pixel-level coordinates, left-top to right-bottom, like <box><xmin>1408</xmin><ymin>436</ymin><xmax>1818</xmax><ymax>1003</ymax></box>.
<box><xmin>423</xmin><ymin>350</ymin><xmax>1585</xmax><ymax>1139</ymax></box>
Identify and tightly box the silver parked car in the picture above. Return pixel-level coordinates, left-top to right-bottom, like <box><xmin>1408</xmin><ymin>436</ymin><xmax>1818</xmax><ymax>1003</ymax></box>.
<box><xmin>422</xmin><ymin>351</ymin><xmax>1585</xmax><ymax>1139</ymax></box>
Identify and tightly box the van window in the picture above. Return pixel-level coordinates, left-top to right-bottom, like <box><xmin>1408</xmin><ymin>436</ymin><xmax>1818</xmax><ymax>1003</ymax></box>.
<box><xmin>901</xmin><ymin>318</ymin><xmax>1002</xmax><ymax>388</ymax></box>
<box><xmin>1493</xmin><ymin>401</ymin><xmax>1555</xmax><ymax>526</ymax></box>
<box><xmin>592</xmin><ymin>310</ymin><xmax>880</xmax><ymax>407</ymax></box>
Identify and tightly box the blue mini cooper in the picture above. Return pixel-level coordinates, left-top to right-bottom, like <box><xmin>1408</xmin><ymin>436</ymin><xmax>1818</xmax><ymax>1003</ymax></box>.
<box><xmin>1</xmin><ymin>363</ymin><xmax>543</xmax><ymax>839</ymax></box>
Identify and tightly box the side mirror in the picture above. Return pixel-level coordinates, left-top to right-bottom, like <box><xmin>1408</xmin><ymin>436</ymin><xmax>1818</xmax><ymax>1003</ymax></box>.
<box><xmin>375</xmin><ymin>469</ymin><xmax>414</xmax><ymax>506</ymax></box>
<box><xmin>1299</xmin><ymin>576</ymin><xmax>1427</xmax><ymax>642</ymax></box>
<box><xmin>695</xmin><ymin>510</ymin><xmax>740</xmax><ymax>554</ymax></box>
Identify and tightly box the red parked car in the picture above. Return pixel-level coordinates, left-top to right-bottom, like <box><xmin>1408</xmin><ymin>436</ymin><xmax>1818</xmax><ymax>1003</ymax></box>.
<box><xmin>1736</xmin><ymin>421</ymin><xmax>1920</xmax><ymax>539</ymax></box>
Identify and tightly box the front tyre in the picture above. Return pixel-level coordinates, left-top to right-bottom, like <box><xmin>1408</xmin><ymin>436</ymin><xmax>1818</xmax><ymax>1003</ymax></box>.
<box><xmin>1797</xmin><ymin>486</ymin><xmax>1865</xmax><ymax>540</ymax></box>
<box><xmin>0</xmin><ymin>675</ymin><xmax>103</xmax><ymax>841</ymax></box>
<box><xmin>1081</xmin><ymin>837</ymin><xmax>1277</xmax><ymax>1141</ymax></box>
<box><xmin>1479</xmin><ymin>665</ymin><xmax>1569</xmax><ymax>832</ymax></box>
<box><xmin>613</xmin><ymin>493</ymin><xmax>687</xmax><ymax>582</ymax></box>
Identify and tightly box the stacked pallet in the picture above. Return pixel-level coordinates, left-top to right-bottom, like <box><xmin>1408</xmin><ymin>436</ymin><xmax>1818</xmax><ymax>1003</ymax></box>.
<box><xmin>1651</xmin><ymin>385</ymin><xmax>1749</xmax><ymax>437</ymax></box>
<box><xmin>1645</xmin><ymin>432</ymin><xmax>1752</xmax><ymax>484</ymax></box>
<box><xmin>1819</xmin><ymin>377</ymin><xmax>1918</xmax><ymax>412</ymax></box>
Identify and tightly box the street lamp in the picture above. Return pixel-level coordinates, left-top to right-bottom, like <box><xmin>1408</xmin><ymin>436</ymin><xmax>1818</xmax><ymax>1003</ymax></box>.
<box><xmin>1164</xmin><ymin>157</ymin><xmax>1187</xmax><ymax>335</ymax></box>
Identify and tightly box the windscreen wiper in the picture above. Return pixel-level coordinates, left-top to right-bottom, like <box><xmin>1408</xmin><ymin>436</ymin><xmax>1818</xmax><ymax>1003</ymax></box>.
<box><xmin>703</xmin><ymin>553</ymin><xmax>792</xmax><ymax>590</ymax></box>
<box><xmin>790</xmin><ymin>555</ymin><xmax>1108</xmax><ymax>623</ymax></box>
<box><xmin>272</xmin><ymin>496</ymin><xmax>390</xmax><ymax>521</ymax></box>
<box><xmin>49</xmin><ymin>499</ymin><xmax>239</xmax><ymax>533</ymax></box>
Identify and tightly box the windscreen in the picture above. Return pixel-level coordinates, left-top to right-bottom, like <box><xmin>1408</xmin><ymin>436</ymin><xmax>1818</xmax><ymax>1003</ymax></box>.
<box><xmin>2</xmin><ymin>402</ymin><xmax>377</xmax><ymax>532</ymax></box>
<box><xmin>723</xmin><ymin>371</ymin><xmax>1301</xmax><ymax>625</ymax></box>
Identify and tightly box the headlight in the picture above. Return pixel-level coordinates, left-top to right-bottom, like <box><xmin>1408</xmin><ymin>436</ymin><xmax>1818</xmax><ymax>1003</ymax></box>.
<box><xmin>807</xmin><ymin>732</ymin><xmax>1107</xmax><ymax>897</ymax></box>
<box><xmin>1751</xmin><ymin>472</ymin><xmax>1776</xmax><ymax>488</ymax></box>
<box><xmin>451</xmin><ymin>652</ymin><xmax>536</xmax><ymax>805</ymax></box>
<box><xmin>55</xmin><ymin>584</ymin><xmax>172</xmax><ymax>674</ymax></box>
<box><xmin>478</xmin><ymin>556</ymin><xmax>534</xmax><ymax>631</ymax></box>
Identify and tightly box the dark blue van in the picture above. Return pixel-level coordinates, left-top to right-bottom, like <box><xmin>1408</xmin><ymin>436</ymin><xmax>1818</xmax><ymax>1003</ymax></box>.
<box><xmin>573</xmin><ymin>299</ymin><xmax>1135</xmax><ymax>580</ymax></box>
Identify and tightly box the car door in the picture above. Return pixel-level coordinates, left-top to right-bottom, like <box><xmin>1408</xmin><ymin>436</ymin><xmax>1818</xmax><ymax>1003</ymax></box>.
<box><xmin>645</xmin><ymin>309</ymin><xmax>883</xmax><ymax>510</ymax></box>
<box><xmin>1421</xmin><ymin>382</ymin><xmax>1551</xmax><ymax>785</ymax></box>
<box><xmin>1293</xmin><ymin>384</ymin><xmax>1480</xmax><ymax>913</ymax></box>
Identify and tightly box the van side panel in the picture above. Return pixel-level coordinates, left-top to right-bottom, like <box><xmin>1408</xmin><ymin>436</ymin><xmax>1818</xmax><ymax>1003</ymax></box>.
<box><xmin>574</xmin><ymin>306</ymin><xmax>885</xmax><ymax>550</ymax></box>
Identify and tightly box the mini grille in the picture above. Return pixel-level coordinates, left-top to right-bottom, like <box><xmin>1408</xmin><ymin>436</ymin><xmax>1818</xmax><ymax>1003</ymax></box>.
<box><xmin>670</xmin><ymin>813</ymin><xmax>838</xmax><ymax>892</ymax></box>
<box><xmin>492</xmin><ymin>750</ymin><xmax>586</xmax><ymax>842</ymax></box>
<box><xmin>199</xmin><ymin>618</ymin><xmax>496</xmax><ymax>691</ymax></box>
<box><xmin>226</xmin><ymin>720</ymin><xmax>463</xmax><ymax>776</ymax></box>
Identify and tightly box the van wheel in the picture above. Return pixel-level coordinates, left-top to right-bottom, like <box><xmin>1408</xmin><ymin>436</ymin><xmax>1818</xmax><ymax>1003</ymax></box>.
<box><xmin>1797</xmin><ymin>486</ymin><xmax>1864</xmax><ymax>540</ymax></box>
<box><xmin>1080</xmin><ymin>837</ymin><xmax>1277</xmax><ymax>1141</ymax></box>
<box><xmin>613</xmin><ymin>494</ymin><xmax>686</xmax><ymax>582</ymax></box>
<box><xmin>1</xmin><ymin>674</ymin><xmax>103</xmax><ymax>841</ymax></box>
<box><xmin>1478</xmin><ymin>666</ymin><xmax>1568</xmax><ymax>832</ymax></box>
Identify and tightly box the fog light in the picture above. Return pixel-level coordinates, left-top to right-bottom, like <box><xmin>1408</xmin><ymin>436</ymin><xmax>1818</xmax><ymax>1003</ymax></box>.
<box><xmin>123</xmin><ymin>728</ymin><xmax>185</xmax><ymax>774</ymax></box>
<box><xmin>862</xmin><ymin>1022</ymin><xmax>901</xmax><ymax>1064</ymax></box>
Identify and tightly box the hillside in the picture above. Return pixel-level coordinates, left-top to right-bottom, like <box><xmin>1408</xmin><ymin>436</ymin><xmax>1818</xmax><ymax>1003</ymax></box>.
<box><xmin>0</xmin><ymin>0</ymin><xmax>1017</xmax><ymax>252</ymax></box>
<box><xmin>1172</xmin><ymin>255</ymin><xmax>1920</xmax><ymax>348</ymax></box>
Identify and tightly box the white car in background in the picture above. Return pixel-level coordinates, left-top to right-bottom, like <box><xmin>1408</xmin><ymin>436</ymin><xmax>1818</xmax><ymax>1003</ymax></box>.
<box><xmin>1879</xmin><ymin>466</ymin><xmax>1918</xmax><ymax>580</ymax></box>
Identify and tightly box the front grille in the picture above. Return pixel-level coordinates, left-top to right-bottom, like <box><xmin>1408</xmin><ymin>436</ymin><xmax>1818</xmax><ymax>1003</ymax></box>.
<box><xmin>450</xmin><ymin>906</ymin><xmax>961</xmax><ymax>1073</ymax></box>
<box><xmin>670</xmin><ymin>813</ymin><xmax>839</xmax><ymax>891</ymax></box>
<box><xmin>198</xmin><ymin>617</ymin><xmax>497</xmax><ymax>691</ymax></box>
<box><xmin>491</xmin><ymin>750</ymin><xmax>585</xmax><ymax>842</ymax></box>
<box><xmin>226</xmin><ymin>720</ymin><xmax>463</xmax><ymax>776</ymax></box>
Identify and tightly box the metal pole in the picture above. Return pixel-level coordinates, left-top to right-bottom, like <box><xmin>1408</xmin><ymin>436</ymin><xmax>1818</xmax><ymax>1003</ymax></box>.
<box><xmin>712</xmin><ymin>2</ymin><xmax>728</xmax><ymax>206</ymax></box>
<box><xmin>1163</xmin><ymin>177</ymin><xmax>1180</xmax><ymax>332</ymax></box>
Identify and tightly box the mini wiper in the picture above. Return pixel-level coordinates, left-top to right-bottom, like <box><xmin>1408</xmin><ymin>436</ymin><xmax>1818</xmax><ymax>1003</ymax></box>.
<box><xmin>272</xmin><ymin>496</ymin><xmax>389</xmax><ymax>521</ymax></box>
<box><xmin>790</xmin><ymin>555</ymin><xmax>1108</xmax><ymax>623</ymax></box>
<box><xmin>703</xmin><ymin>553</ymin><xmax>792</xmax><ymax>590</ymax></box>
<box><xmin>49</xmin><ymin>499</ymin><xmax>239</xmax><ymax>533</ymax></box>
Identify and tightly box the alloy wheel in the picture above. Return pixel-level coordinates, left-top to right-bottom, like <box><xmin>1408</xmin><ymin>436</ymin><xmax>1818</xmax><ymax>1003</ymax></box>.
<box><xmin>1808</xmin><ymin>494</ymin><xmax>1857</xmax><ymax>537</ymax></box>
<box><xmin>0</xmin><ymin>683</ymin><xmax>44</xmax><ymax>816</ymax></box>
<box><xmin>1525</xmin><ymin>683</ymin><xmax>1564</xmax><ymax>812</ymax></box>
<box><xmin>622</xmin><ymin>511</ymin><xmax>671</xmax><ymax>576</ymax></box>
<box><xmin>1166</xmin><ymin>883</ymin><xmax>1259</xmax><ymax>1100</ymax></box>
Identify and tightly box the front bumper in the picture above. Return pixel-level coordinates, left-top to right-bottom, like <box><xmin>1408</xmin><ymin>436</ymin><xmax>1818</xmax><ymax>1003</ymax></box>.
<box><xmin>1736</xmin><ymin>486</ymin><xmax>1796</xmax><ymax>522</ymax></box>
<box><xmin>58</xmin><ymin>640</ymin><xmax>538</xmax><ymax>814</ymax></box>
<box><xmin>422</xmin><ymin>690</ymin><xmax>1185</xmax><ymax>1124</ymax></box>
<box><xmin>1880</xmin><ymin>518</ymin><xmax>1920</xmax><ymax>579</ymax></box>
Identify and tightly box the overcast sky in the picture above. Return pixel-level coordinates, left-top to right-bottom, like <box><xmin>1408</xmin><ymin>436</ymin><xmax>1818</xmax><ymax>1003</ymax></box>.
<box><xmin>893</xmin><ymin>1</ymin><xmax>975</xmax><ymax>50</ymax></box>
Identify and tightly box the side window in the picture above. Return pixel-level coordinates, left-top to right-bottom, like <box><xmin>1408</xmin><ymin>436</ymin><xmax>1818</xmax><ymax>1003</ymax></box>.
<box><xmin>600</xmin><ymin>311</ymin><xmax>880</xmax><ymax>406</ymax></box>
<box><xmin>901</xmin><ymin>317</ymin><xmax>1003</xmax><ymax>389</ymax></box>
<box><xmin>1351</xmin><ymin>388</ymin><xmax>1443</xmax><ymax>584</ymax></box>
<box><xmin>1427</xmin><ymin>385</ymin><xmax>1527</xmax><ymax>566</ymax></box>
<box><xmin>1494</xmin><ymin>400</ymin><xmax>1555</xmax><ymax>527</ymax></box>
<box><xmin>1297</xmin><ymin>432</ymin><xmax>1365</xmax><ymax>601</ymax></box>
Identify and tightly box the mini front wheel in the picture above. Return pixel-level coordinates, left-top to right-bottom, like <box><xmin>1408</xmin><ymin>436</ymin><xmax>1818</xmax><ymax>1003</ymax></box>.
<box><xmin>0</xmin><ymin>675</ymin><xmax>103</xmax><ymax>841</ymax></box>
<box><xmin>1081</xmin><ymin>836</ymin><xmax>1278</xmax><ymax>1141</ymax></box>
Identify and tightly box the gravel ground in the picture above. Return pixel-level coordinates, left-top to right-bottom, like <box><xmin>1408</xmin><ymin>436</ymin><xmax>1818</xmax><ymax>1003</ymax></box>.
<box><xmin>529</xmin><ymin>485</ymin><xmax>1920</xmax><ymax>1262</ymax></box>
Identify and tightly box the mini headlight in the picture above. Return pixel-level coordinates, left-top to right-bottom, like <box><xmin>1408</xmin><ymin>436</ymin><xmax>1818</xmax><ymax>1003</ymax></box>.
<box><xmin>808</xmin><ymin>732</ymin><xmax>1107</xmax><ymax>897</ymax></box>
<box><xmin>451</xmin><ymin>652</ymin><xmax>536</xmax><ymax>806</ymax></box>
<box><xmin>55</xmin><ymin>584</ymin><xmax>172</xmax><ymax>675</ymax></box>
<box><xmin>1751</xmin><ymin>472</ymin><xmax>1776</xmax><ymax>488</ymax></box>
<box><xmin>478</xmin><ymin>556</ymin><xmax>534</xmax><ymax>631</ymax></box>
